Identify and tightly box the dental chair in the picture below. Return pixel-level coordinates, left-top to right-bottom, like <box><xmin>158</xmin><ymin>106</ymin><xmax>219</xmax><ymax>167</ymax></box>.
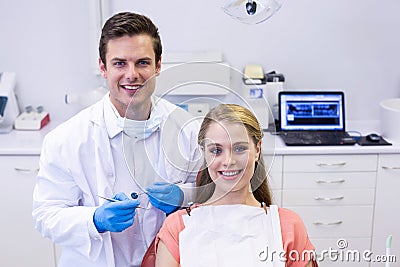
<box><xmin>140</xmin><ymin>238</ymin><xmax>156</xmax><ymax>267</ymax></box>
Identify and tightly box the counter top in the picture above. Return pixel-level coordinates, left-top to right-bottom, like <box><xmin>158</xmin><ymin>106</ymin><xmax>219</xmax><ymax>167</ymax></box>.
<box><xmin>263</xmin><ymin>134</ymin><xmax>399</xmax><ymax>155</ymax></box>
<box><xmin>0</xmin><ymin>120</ymin><xmax>398</xmax><ymax>156</ymax></box>
<box><xmin>262</xmin><ymin>120</ymin><xmax>400</xmax><ymax>155</ymax></box>
<box><xmin>0</xmin><ymin>121</ymin><xmax>58</xmax><ymax>155</ymax></box>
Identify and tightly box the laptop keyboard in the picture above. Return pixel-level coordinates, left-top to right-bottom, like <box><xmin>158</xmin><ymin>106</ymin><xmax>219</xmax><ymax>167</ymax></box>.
<box><xmin>281</xmin><ymin>131</ymin><xmax>354</xmax><ymax>145</ymax></box>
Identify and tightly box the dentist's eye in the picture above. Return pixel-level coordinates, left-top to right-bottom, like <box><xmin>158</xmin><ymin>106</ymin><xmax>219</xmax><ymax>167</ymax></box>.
<box><xmin>114</xmin><ymin>61</ymin><xmax>126</xmax><ymax>67</ymax></box>
<box><xmin>137</xmin><ymin>60</ymin><xmax>151</xmax><ymax>66</ymax></box>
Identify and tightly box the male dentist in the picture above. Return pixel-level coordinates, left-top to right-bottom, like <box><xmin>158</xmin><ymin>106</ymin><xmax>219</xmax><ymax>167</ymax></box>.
<box><xmin>33</xmin><ymin>12</ymin><xmax>201</xmax><ymax>267</ymax></box>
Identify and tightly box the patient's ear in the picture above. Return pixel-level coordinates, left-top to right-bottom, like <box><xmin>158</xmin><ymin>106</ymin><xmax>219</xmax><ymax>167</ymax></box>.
<box><xmin>255</xmin><ymin>140</ymin><xmax>261</xmax><ymax>160</ymax></box>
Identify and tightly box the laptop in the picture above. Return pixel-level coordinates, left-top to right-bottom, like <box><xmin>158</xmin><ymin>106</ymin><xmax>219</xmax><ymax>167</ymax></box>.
<box><xmin>278</xmin><ymin>91</ymin><xmax>356</xmax><ymax>146</ymax></box>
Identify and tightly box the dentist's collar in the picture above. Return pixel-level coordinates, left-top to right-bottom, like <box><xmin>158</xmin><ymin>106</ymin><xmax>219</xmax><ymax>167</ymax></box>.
<box><xmin>104</xmin><ymin>94</ymin><xmax>123</xmax><ymax>138</ymax></box>
<box><xmin>112</xmin><ymin>97</ymin><xmax>163</xmax><ymax>140</ymax></box>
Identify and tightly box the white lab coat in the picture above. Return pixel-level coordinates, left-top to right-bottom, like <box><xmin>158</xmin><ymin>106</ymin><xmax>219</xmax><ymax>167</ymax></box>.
<box><xmin>32</xmin><ymin>95</ymin><xmax>201</xmax><ymax>266</ymax></box>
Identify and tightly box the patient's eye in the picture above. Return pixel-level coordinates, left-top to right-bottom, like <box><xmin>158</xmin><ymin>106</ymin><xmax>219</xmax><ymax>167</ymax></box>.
<box><xmin>233</xmin><ymin>145</ymin><xmax>248</xmax><ymax>153</ymax></box>
<box><xmin>209</xmin><ymin>147</ymin><xmax>222</xmax><ymax>155</ymax></box>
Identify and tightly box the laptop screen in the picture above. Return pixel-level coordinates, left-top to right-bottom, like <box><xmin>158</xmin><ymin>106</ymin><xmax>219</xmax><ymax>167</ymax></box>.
<box><xmin>279</xmin><ymin>91</ymin><xmax>345</xmax><ymax>131</ymax></box>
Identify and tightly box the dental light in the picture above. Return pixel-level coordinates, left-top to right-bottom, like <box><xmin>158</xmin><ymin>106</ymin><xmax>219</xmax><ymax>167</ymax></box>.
<box><xmin>222</xmin><ymin>0</ymin><xmax>282</xmax><ymax>24</ymax></box>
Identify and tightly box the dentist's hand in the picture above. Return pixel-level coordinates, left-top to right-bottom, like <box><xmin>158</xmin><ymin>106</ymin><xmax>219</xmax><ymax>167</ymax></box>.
<box><xmin>93</xmin><ymin>192</ymin><xmax>139</xmax><ymax>233</ymax></box>
<box><xmin>147</xmin><ymin>182</ymin><xmax>184</xmax><ymax>215</ymax></box>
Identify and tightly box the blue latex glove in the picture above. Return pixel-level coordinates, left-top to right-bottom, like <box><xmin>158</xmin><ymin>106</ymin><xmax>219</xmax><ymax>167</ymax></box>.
<box><xmin>93</xmin><ymin>192</ymin><xmax>140</xmax><ymax>233</ymax></box>
<box><xmin>146</xmin><ymin>182</ymin><xmax>184</xmax><ymax>215</ymax></box>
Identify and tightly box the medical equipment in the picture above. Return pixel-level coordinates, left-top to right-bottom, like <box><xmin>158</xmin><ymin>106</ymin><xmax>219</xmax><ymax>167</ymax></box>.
<box><xmin>94</xmin><ymin>193</ymin><xmax>140</xmax><ymax>233</ymax></box>
<box><xmin>130</xmin><ymin>192</ymin><xmax>145</xmax><ymax>199</ymax></box>
<box><xmin>0</xmin><ymin>72</ymin><xmax>20</xmax><ymax>133</ymax></box>
<box><xmin>242</xmin><ymin>66</ymin><xmax>285</xmax><ymax>130</ymax></box>
<box><xmin>243</xmin><ymin>65</ymin><xmax>270</xmax><ymax>129</ymax></box>
<box><xmin>130</xmin><ymin>179</ymin><xmax>182</xmax><ymax>199</ymax></box>
<box><xmin>97</xmin><ymin>195</ymin><xmax>123</xmax><ymax>202</ymax></box>
<box><xmin>222</xmin><ymin>0</ymin><xmax>282</xmax><ymax>24</ymax></box>
<box><xmin>154</xmin><ymin>52</ymin><xmax>228</xmax><ymax>118</ymax></box>
<box><xmin>97</xmin><ymin>179</ymin><xmax>183</xmax><ymax>211</ymax></box>
<box><xmin>155</xmin><ymin>53</ymin><xmax>230</xmax><ymax>97</ymax></box>
<box><xmin>246</xmin><ymin>0</ymin><xmax>257</xmax><ymax>15</ymax></box>
<box><xmin>265</xmin><ymin>71</ymin><xmax>284</xmax><ymax>125</ymax></box>
<box><xmin>96</xmin><ymin>195</ymin><xmax>148</xmax><ymax>209</ymax></box>
<box><xmin>14</xmin><ymin>105</ymin><xmax>50</xmax><ymax>130</ymax></box>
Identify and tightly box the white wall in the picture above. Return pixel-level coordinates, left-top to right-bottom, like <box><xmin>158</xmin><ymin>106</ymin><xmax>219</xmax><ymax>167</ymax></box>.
<box><xmin>0</xmin><ymin>0</ymin><xmax>99</xmax><ymax>121</ymax></box>
<box><xmin>1</xmin><ymin>0</ymin><xmax>400</xmax><ymax>123</ymax></box>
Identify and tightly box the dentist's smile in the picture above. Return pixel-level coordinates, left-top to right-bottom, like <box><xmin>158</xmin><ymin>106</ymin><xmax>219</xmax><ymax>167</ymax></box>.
<box><xmin>120</xmin><ymin>83</ymin><xmax>143</xmax><ymax>93</ymax></box>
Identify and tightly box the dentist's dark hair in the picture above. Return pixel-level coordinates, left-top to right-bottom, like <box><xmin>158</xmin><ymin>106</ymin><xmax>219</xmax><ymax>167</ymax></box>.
<box><xmin>196</xmin><ymin>104</ymin><xmax>272</xmax><ymax>205</ymax></box>
<box><xmin>99</xmin><ymin>12</ymin><xmax>162</xmax><ymax>68</ymax></box>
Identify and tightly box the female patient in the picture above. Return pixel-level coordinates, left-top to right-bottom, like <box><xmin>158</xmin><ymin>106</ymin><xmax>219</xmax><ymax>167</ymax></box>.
<box><xmin>154</xmin><ymin>104</ymin><xmax>317</xmax><ymax>267</ymax></box>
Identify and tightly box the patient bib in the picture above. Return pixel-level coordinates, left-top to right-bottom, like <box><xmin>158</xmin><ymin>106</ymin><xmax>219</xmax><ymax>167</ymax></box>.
<box><xmin>179</xmin><ymin>204</ymin><xmax>285</xmax><ymax>267</ymax></box>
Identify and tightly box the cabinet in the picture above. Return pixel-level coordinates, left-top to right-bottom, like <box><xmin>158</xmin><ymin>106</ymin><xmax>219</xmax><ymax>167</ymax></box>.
<box><xmin>371</xmin><ymin>154</ymin><xmax>400</xmax><ymax>267</ymax></box>
<box><xmin>0</xmin><ymin>155</ymin><xmax>55</xmax><ymax>267</ymax></box>
<box><xmin>281</xmin><ymin>154</ymin><xmax>378</xmax><ymax>266</ymax></box>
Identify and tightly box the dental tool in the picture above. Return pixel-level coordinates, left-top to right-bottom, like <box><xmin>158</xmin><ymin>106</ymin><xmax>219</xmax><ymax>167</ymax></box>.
<box><xmin>96</xmin><ymin>195</ymin><xmax>149</xmax><ymax>210</ymax></box>
<box><xmin>130</xmin><ymin>179</ymin><xmax>183</xmax><ymax>199</ymax></box>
